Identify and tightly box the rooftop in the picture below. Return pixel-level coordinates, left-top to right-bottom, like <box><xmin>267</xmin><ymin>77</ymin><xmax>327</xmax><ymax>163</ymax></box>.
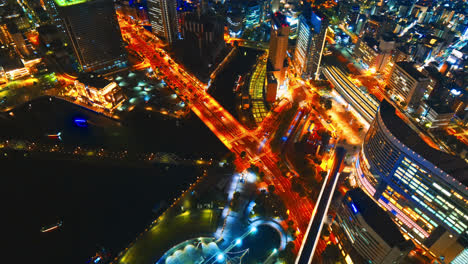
<box><xmin>267</xmin><ymin>72</ymin><xmax>277</xmax><ymax>84</ymax></box>
<box><xmin>363</xmin><ymin>36</ymin><xmax>379</xmax><ymax>51</ymax></box>
<box><xmin>396</xmin><ymin>61</ymin><xmax>428</xmax><ymax>80</ymax></box>
<box><xmin>54</xmin><ymin>0</ymin><xmax>88</xmax><ymax>7</ymax></box>
<box><xmin>301</xmin><ymin>7</ymin><xmax>327</xmax><ymax>33</ymax></box>
<box><xmin>77</xmin><ymin>73</ymin><xmax>112</xmax><ymax>89</ymax></box>
<box><xmin>427</xmin><ymin>99</ymin><xmax>454</xmax><ymax>114</ymax></box>
<box><xmin>379</xmin><ymin>100</ymin><xmax>468</xmax><ymax>183</ymax></box>
<box><xmin>381</xmin><ymin>32</ymin><xmax>397</xmax><ymax>42</ymax></box>
<box><xmin>271</xmin><ymin>12</ymin><xmax>289</xmax><ymax>28</ymax></box>
<box><xmin>347</xmin><ymin>188</ymin><xmax>408</xmax><ymax>248</ymax></box>
<box><xmin>0</xmin><ymin>46</ymin><xmax>24</xmax><ymax>71</ymax></box>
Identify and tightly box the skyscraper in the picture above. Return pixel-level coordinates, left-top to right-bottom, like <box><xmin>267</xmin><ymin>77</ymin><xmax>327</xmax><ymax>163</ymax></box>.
<box><xmin>335</xmin><ymin>188</ymin><xmax>414</xmax><ymax>264</ymax></box>
<box><xmin>268</xmin><ymin>12</ymin><xmax>289</xmax><ymax>84</ymax></box>
<box><xmin>356</xmin><ymin>99</ymin><xmax>468</xmax><ymax>263</ymax></box>
<box><xmin>293</xmin><ymin>9</ymin><xmax>328</xmax><ymax>80</ymax></box>
<box><xmin>147</xmin><ymin>0</ymin><xmax>178</xmax><ymax>44</ymax></box>
<box><xmin>55</xmin><ymin>0</ymin><xmax>127</xmax><ymax>73</ymax></box>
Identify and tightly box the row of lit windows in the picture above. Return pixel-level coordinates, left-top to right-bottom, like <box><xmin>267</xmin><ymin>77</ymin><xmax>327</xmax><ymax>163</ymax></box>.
<box><xmin>399</xmin><ymin>158</ymin><xmax>468</xmax><ymax>231</ymax></box>
<box><xmin>392</xmin><ymin>160</ymin><xmax>467</xmax><ymax>234</ymax></box>
<box><xmin>365</xmin><ymin>126</ymin><xmax>400</xmax><ymax>175</ymax></box>
<box><xmin>383</xmin><ymin>189</ymin><xmax>436</xmax><ymax>234</ymax></box>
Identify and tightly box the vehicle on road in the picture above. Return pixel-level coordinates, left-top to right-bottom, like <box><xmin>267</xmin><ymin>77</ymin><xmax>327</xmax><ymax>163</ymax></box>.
<box><xmin>40</xmin><ymin>220</ymin><xmax>63</xmax><ymax>233</ymax></box>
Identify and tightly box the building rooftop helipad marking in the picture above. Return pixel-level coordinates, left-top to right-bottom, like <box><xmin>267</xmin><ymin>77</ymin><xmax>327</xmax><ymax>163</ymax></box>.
<box><xmin>54</xmin><ymin>0</ymin><xmax>88</xmax><ymax>7</ymax></box>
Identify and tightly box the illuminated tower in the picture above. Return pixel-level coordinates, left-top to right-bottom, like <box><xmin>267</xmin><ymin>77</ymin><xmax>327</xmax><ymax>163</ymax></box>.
<box><xmin>268</xmin><ymin>12</ymin><xmax>289</xmax><ymax>84</ymax></box>
<box><xmin>147</xmin><ymin>0</ymin><xmax>178</xmax><ymax>44</ymax></box>
<box><xmin>293</xmin><ymin>9</ymin><xmax>328</xmax><ymax>80</ymax></box>
<box><xmin>55</xmin><ymin>0</ymin><xmax>128</xmax><ymax>73</ymax></box>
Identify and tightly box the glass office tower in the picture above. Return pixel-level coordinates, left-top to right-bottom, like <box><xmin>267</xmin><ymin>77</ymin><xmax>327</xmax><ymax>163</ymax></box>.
<box><xmin>293</xmin><ymin>9</ymin><xmax>328</xmax><ymax>80</ymax></box>
<box><xmin>147</xmin><ymin>0</ymin><xmax>178</xmax><ymax>44</ymax></box>
<box><xmin>55</xmin><ymin>0</ymin><xmax>128</xmax><ymax>73</ymax></box>
<box><xmin>356</xmin><ymin>100</ymin><xmax>468</xmax><ymax>262</ymax></box>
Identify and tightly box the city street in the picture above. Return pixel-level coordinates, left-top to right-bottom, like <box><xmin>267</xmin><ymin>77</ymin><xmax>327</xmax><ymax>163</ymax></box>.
<box><xmin>118</xmin><ymin>15</ymin><xmax>322</xmax><ymax>253</ymax></box>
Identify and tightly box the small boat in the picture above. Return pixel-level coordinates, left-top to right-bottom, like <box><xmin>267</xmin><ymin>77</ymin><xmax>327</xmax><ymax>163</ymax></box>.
<box><xmin>40</xmin><ymin>220</ymin><xmax>63</xmax><ymax>233</ymax></box>
<box><xmin>46</xmin><ymin>132</ymin><xmax>62</xmax><ymax>141</ymax></box>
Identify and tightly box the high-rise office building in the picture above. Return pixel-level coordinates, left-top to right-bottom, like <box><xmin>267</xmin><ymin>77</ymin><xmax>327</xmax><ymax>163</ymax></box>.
<box><xmin>268</xmin><ymin>12</ymin><xmax>289</xmax><ymax>83</ymax></box>
<box><xmin>335</xmin><ymin>188</ymin><xmax>414</xmax><ymax>264</ymax></box>
<box><xmin>353</xmin><ymin>34</ymin><xmax>395</xmax><ymax>74</ymax></box>
<box><xmin>43</xmin><ymin>0</ymin><xmax>64</xmax><ymax>32</ymax></box>
<box><xmin>147</xmin><ymin>0</ymin><xmax>178</xmax><ymax>44</ymax></box>
<box><xmin>245</xmin><ymin>1</ymin><xmax>262</xmax><ymax>28</ymax></box>
<box><xmin>387</xmin><ymin>61</ymin><xmax>430</xmax><ymax>109</ymax></box>
<box><xmin>55</xmin><ymin>0</ymin><xmax>128</xmax><ymax>73</ymax></box>
<box><xmin>355</xmin><ymin>99</ymin><xmax>468</xmax><ymax>263</ymax></box>
<box><xmin>293</xmin><ymin>9</ymin><xmax>328</xmax><ymax>80</ymax></box>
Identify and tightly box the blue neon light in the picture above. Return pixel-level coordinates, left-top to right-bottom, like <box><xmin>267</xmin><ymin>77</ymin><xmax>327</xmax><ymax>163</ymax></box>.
<box><xmin>350</xmin><ymin>203</ymin><xmax>358</xmax><ymax>214</ymax></box>
<box><xmin>94</xmin><ymin>257</ymin><xmax>101</xmax><ymax>263</ymax></box>
<box><xmin>74</xmin><ymin>118</ymin><xmax>88</xmax><ymax>127</ymax></box>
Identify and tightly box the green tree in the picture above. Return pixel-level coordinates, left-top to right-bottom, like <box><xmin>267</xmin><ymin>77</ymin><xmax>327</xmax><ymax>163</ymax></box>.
<box><xmin>322</xmin><ymin>244</ymin><xmax>342</xmax><ymax>263</ymax></box>
<box><xmin>240</xmin><ymin>151</ymin><xmax>246</xmax><ymax>159</ymax></box>
<box><xmin>324</xmin><ymin>99</ymin><xmax>333</xmax><ymax>110</ymax></box>
<box><xmin>259</xmin><ymin>171</ymin><xmax>265</xmax><ymax>180</ymax></box>
<box><xmin>268</xmin><ymin>184</ymin><xmax>275</xmax><ymax>193</ymax></box>
<box><xmin>226</xmin><ymin>153</ymin><xmax>235</xmax><ymax>164</ymax></box>
<box><xmin>230</xmin><ymin>192</ymin><xmax>241</xmax><ymax>211</ymax></box>
<box><xmin>279</xmin><ymin>242</ymin><xmax>296</xmax><ymax>264</ymax></box>
<box><xmin>320</xmin><ymin>171</ymin><xmax>328</xmax><ymax>179</ymax></box>
<box><xmin>313</xmin><ymin>157</ymin><xmax>321</xmax><ymax>165</ymax></box>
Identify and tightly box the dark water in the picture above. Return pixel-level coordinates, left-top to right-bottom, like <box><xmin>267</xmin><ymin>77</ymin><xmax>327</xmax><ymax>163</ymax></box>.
<box><xmin>1</xmin><ymin>96</ymin><xmax>227</xmax><ymax>158</ymax></box>
<box><xmin>4</xmin><ymin>157</ymin><xmax>197</xmax><ymax>264</ymax></box>
<box><xmin>1</xmin><ymin>96</ymin><xmax>228</xmax><ymax>264</ymax></box>
<box><xmin>208</xmin><ymin>47</ymin><xmax>264</xmax><ymax>118</ymax></box>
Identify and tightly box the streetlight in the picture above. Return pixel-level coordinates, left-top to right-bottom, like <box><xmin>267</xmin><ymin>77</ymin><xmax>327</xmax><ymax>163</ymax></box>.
<box><xmin>216</xmin><ymin>253</ymin><xmax>225</xmax><ymax>262</ymax></box>
<box><xmin>250</xmin><ymin>226</ymin><xmax>257</xmax><ymax>234</ymax></box>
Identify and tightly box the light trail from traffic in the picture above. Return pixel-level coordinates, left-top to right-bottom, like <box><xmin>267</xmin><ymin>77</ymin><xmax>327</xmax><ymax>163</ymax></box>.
<box><xmin>117</xmin><ymin>14</ymin><xmax>323</xmax><ymax>255</ymax></box>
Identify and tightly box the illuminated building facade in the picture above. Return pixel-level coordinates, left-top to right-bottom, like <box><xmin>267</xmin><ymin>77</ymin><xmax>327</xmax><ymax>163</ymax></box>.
<box><xmin>293</xmin><ymin>9</ymin><xmax>328</xmax><ymax>80</ymax></box>
<box><xmin>335</xmin><ymin>188</ymin><xmax>414</xmax><ymax>264</ymax></box>
<box><xmin>0</xmin><ymin>24</ymin><xmax>13</xmax><ymax>46</ymax></box>
<box><xmin>0</xmin><ymin>45</ymin><xmax>29</xmax><ymax>81</ymax></box>
<box><xmin>74</xmin><ymin>74</ymin><xmax>126</xmax><ymax>109</ymax></box>
<box><xmin>353</xmin><ymin>35</ymin><xmax>394</xmax><ymax>73</ymax></box>
<box><xmin>265</xmin><ymin>72</ymin><xmax>277</xmax><ymax>103</ymax></box>
<box><xmin>387</xmin><ymin>61</ymin><xmax>429</xmax><ymax>110</ymax></box>
<box><xmin>147</xmin><ymin>0</ymin><xmax>178</xmax><ymax>44</ymax></box>
<box><xmin>55</xmin><ymin>0</ymin><xmax>128</xmax><ymax>73</ymax></box>
<box><xmin>418</xmin><ymin>100</ymin><xmax>454</xmax><ymax>130</ymax></box>
<box><xmin>227</xmin><ymin>9</ymin><xmax>243</xmax><ymax>37</ymax></box>
<box><xmin>43</xmin><ymin>0</ymin><xmax>65</xmax><ymax>32</ymax></box>
<box><xmin>245</xmin><ymin>1</ymin><xmax>261</xmax><ymax>28</ymax></box>
<box><xmin>268</xmin><ymin>12</ymin><xmax>289</xmax><ymax>83</ymax></box>
<box><xmin>269</xmin><ymin>12</ymin><xmax>289</xmax><ymax>71</ymax></box>
<box><xmin>356</xmin><ymin>100</ymin><xmax>468</xmax><ymax>263</ymax></box>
